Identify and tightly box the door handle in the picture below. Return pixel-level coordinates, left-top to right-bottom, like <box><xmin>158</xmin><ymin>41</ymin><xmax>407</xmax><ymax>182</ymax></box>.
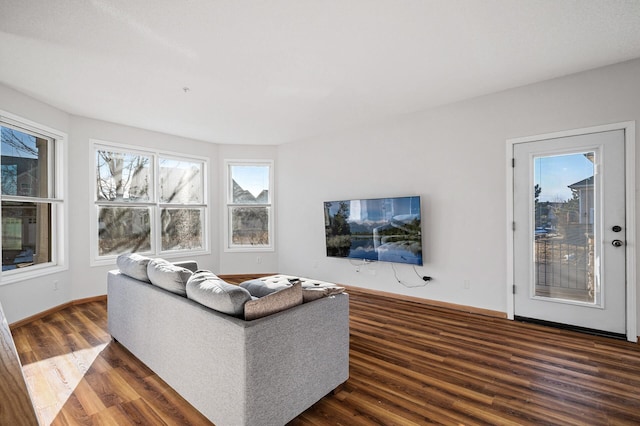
<box><xmin>612</xmin><ymin>239</ymin><xmax>624</xmax><ymax>247</ymax></box>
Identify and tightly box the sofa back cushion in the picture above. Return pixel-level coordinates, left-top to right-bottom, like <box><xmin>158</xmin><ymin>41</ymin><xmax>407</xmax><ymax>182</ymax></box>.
<box><xmin>186</xmin><ymin>270</ymin><xmax>252</xmax><ymax>316</ymax></box>
<box><xmin>117</xmin><ymin>253</ymin><xmax>152</xmax><ymax>282</ymax></box>
<box><xmin>147</xmin><ymin>258</ymin><xmax>193</xmax><ymax>296</ymax></box>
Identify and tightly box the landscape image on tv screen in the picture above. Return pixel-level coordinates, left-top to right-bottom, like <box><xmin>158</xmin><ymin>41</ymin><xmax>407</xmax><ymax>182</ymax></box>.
<box><xmin>324</xmin><ymin>196</ymin><xmax>422</xmax><ymax>265</ymax></box>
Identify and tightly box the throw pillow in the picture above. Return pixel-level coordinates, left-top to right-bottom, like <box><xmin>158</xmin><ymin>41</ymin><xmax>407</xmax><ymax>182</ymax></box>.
<box><xmin>244</xmin><ymin>282</ymin><xmax>303</xmax><ymax>321</ymax></box>
<box><xmin>302</xmin><ymin>286</ymin><xmax>346</xmax><ymax>303</ymax></box>
<box><xmin>239</xmin><ymin>278</ymin><xmax>290</xmax><ymax>298</ymax></box>
<box><xmin>147</xmin><ymin>258</ymin><xmax>192</xmax><ymax>296</ymax></box>
<box><xmin>186</xmin><ymin>270</ymin><xmax>252</xmax><ymax>316</ymax></box>
<box><xmin>116</xmin><ymin>253</ymin><xmax>152</xmax><ymax>282</ymax></box>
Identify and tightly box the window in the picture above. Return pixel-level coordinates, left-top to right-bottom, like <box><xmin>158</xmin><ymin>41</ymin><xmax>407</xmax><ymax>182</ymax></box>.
<box><xmin>225</xmin><ymin>160</ymin><xmax>274</xmax><ymax>251</ymax></box>
<box><xmin>1</xmin><ymin>117</ymin><xmax>66</xmax><ymax>281</ymax></box>
<box><xmin>158</xmin><ymin>157</ymin><xmax>205</xmax><ymax>252</ymax></box>
<box><xmin>93</xmin><ymin>141</ymin><xmax>207</xmax><ymax>262</ymax></box>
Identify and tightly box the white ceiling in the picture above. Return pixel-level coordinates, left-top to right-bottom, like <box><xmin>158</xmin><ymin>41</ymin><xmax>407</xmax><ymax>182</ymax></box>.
<box><xmin>1</xmin><ymin>1</ymin><xmax>640</xmax><ymax>145</ymax></box>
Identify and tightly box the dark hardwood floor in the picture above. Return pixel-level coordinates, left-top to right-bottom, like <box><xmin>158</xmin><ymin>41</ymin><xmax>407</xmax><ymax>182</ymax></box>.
<box><xmin>11</xmin><ymin>287</ymin><xmax>640</xmax><ymax>425</ymax></box>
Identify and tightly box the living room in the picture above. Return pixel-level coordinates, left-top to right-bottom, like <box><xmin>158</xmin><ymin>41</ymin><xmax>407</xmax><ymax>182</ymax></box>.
<box><xmin>2</xmin><ymin>1</ymin><xmax>640</xmax><ymax>425</ymax></box>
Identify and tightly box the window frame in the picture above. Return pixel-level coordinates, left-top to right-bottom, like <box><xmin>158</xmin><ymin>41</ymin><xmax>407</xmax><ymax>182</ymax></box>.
<box><xmin>224</xmin><ymin>159</ymin><xmax>274</xmax><ymax>252</ymax></box>
<box><xmin>91</xmin><ymin>140</ymin><xmax>209</xmax><ymax>265</ymax></box>
<box><xmin>157</xmin><ymin>153</ymin><xmax>207</xmax><ymax>253</ymax></box>
<box><xmin>0</xmin><ymin>111</ymin><xmax>68</xmax><ymax>285</ymax></box>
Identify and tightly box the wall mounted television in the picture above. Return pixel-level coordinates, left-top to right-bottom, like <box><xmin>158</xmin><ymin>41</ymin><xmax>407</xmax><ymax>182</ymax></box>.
<box><xmin>324</xmin><ymin>195</ymin><xmax>423</xmax><ymax>266</ymax></box>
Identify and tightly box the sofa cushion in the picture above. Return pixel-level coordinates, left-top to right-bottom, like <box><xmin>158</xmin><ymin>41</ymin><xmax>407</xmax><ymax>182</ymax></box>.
<box><xmin>244</xmin><ymin>282</ymin><xmax>303</xmax><ymax>321</ymax></box>
<box><xmin>186</xmin><ymin>270</ymin><xmax>252</xmax><ymax>316</ymax></box>
<box><xmin>239</xmin><ymin>278</ymin><xmax>291</xmax><ymax>298</ymax></box>
<box><xmin>147</xmin><ymin>258</ymin><xmax>192</xmax><ymax>296</ymax></box>
<box><xmin>242</xmin><ymin>275</ymin><xmax>345</xmax><ymax>303</ymax></box>
<box><xmin>117</xmin><ymin>253</ymin><xmax>152</xmax><ymax>282</ymax></box>
<box><xmin>302</xmin><ymin>286</ymin><xmax>346</xmax><ymax>303</ymax></box>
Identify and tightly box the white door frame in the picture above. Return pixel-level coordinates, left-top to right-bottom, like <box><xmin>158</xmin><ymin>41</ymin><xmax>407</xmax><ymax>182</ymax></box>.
<box><xmin>506</xmin><ymin>121</ymin><xmax>637</xmax><ymax>342</ymax></box>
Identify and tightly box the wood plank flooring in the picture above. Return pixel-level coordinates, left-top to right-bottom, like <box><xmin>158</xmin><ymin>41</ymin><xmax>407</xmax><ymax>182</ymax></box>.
<box><xmin>1</xmin><ymin>301</ymin><xmax>39</xmax><ymax>425</ymax></box>
<box><xmin>11</xmin><ymin>287</ymin><xmax>640</xmax><ymax>425</ymax></box>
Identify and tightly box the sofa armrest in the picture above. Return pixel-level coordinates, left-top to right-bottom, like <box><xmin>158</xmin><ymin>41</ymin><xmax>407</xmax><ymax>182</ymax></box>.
<box><xmin>243</xmin><ymin>294</ymin><xmax>350</xmax><ymax>425</ymax></box>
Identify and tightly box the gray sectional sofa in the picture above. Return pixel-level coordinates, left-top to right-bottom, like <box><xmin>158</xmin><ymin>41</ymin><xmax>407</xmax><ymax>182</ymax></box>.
<box><xmin>107</xmin><ymin>255</ymin><xmax>349</xmax><ymax>426</ymax></box>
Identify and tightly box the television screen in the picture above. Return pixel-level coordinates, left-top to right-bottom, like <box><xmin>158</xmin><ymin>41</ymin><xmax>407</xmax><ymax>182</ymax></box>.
<box><xmin>324</xmin><ymin>196</ymin><xmax>423</xmax><ymax>265</ymax></box>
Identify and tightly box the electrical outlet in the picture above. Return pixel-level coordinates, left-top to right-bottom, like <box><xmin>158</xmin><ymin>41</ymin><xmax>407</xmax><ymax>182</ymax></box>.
<box><xmin>53</xmin><ymin>280</ymin><xmax>59</xmax><ymax>291</ymax></box>
<box><xmin>464</xmin><ymin>280</ymin><xmax>471</xmax><ymax>289</ymax></box>
<box><xmin>256</xmin><ymin>256</ymin><xmax>262</xmax><ymax>264</ymax></box>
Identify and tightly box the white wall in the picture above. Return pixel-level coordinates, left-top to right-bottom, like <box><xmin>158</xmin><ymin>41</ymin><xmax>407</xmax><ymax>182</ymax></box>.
<box><xmin>0</xmin><ymin>84</ymin><xmax>72</xmax><ymax>323</ymax></box>
<box><xmin>277</xmin><ymin>58</ymin><xmax>640</xmax><ymax>327</ymax></box>
<box><xmin>67</xmin><ymin>116</ymin><xmax>221</xmax><ymax>301</ymax></box>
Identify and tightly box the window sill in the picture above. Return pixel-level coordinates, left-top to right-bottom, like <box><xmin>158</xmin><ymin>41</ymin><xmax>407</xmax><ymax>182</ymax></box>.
<box><xmin>224</xmin><ymin>246</ymin><xmax>275</xmax><ymax>253</ymax></box>
<box><xmin>0</xmin><ymin>264</ymin><xmax>68</xmax><ymax>286</ymax></box>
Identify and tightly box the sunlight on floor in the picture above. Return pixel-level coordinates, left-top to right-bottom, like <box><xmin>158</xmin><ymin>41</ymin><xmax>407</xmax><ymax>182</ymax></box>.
<box><xmin>22</xmin><ymin>343</ymin><xmax>107</xmax><ymax>426</ymax></box>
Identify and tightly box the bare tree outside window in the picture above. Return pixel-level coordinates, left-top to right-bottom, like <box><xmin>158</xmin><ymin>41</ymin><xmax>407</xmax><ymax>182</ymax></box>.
<box><xmin>1</xmin><ymin>164</ymin><xmax>17</xmax><ymax>195</ymax></box>
<box><xmin>159</xmin><ymin>158</ymin><xmax>202</xmax><ymax>204</ymax></box>
<box><xmin>94</xmin><ymin>144</ymin><xmax>207</xmax><ymax>259</ymax></box>
<box><xmin>161</xmin><ymin>208</ymin><xmax>203</xmax><ymax>251</ymax></box>
<box><xmin>98</xmin><ymin>207</ymin><xmax>151</xmax><ymax>255</ymax></box>
<box><xmin>96</xmin><ymin>150</ymin><xmax>150</xmax><ymax>201</ymax></box>
<box><xmin>1</xmin><ymin>127</ymin><xmax>47</xmax><ymax>198</ymax></box>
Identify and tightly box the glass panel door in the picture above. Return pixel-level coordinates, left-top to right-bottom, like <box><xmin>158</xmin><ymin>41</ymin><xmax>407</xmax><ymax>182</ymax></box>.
<box><xmin>533</xmin><ymin>152</ymin><xmax>596</xmax><ymax>304</ymax></box>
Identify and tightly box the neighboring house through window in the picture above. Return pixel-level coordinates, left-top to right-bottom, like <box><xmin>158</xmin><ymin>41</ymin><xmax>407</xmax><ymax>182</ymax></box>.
<box><xmin>92</xmin><ymin>141</ymin><xmax>208</xmax><ymax>263</ymax></box>
<box><xmin>225</xmin><ymin>160</ymin><xmax>274</xmax><ymax>251</ymax></box>
<box><xmin>0</xmin><ymin>115</ymin><xmax>66</xmax><ymax>282</ymax></box>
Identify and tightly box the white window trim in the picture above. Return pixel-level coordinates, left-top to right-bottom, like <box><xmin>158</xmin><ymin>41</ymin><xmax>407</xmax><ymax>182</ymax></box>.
<box><xmin>224</xmin><ymin>159</ymin><xmax>275</xmax><ymax>252</ymax></box>
<box><xmin>90</xmin><ymin>139</ymin><xmax>210</xmax><ymax>266</ymax></box>
<box><xmin>0</xmin><ymin>110</ymin><xmax>68</xmax><ymax>285</ymax></box>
